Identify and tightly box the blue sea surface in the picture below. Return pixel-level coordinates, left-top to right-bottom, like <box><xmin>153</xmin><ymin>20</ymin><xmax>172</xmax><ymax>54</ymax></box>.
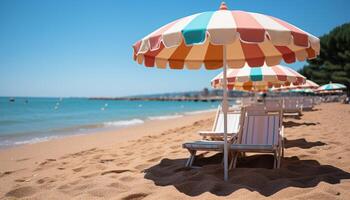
<box><xmin>0</xmin><ymin>97</ymin><xmax>220</xmax><ymax>148</ymax></box>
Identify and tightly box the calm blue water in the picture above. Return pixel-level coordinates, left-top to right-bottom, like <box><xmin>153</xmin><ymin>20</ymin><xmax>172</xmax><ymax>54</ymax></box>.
<box><xmin>0</xmin><ymin>97</ymin><xmax>220</xmax><ymax>148</ymax></box>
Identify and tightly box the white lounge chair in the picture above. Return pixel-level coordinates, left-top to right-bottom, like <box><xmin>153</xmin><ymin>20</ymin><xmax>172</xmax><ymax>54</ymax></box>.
<box><xmin>283</xmin><ymin>97</ymin><xmax>302</xmax><ymax>116</ymax></box>
<box><xmin>264</xmin><ymin>99</ymin><xmax>283</xmax><ymax>112</ymax></box>
<box><xmin>301</xmin><ymin>97</ymin><xmax>313</xmax><ymax>111</ymax></box>
<box><xmin>182</xmin><ymin>107</ymin><xmax>244</xmax><ymax>167</ymax></box>
<box><xmin>230</xmin><ymin>105</ymin><xmax>284</xmax><ymax>169</ymax></box>
<box><xmin>199</xmin><ymin>105</ymin><xmax>241</xmax><ymax>140</ymax></box>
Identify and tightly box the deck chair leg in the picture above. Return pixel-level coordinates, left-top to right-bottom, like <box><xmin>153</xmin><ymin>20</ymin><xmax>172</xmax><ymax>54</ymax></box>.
<box><xmin>189</xmin><ymin>150</ymin><xmax>196</xmax><ymax>167</ymax></box>
<box><xmin>273</xmin><ymin>151</ymin><xmax>277</xmax><ymax>169</ymax></box>
<box><xmin>228</xmin><ymin>151</ymin><xmax>233</xmax><ymax>169</ymax></box>
<box><xmin>185</xmin><ymin>154</ymin><xmax>192</xmax><ymax>167</ymax></box>
<box><xmin>229</xmin><ymin>152</ymin><xmax>235</xmax><ymax>169</ymax></box>
<box><xmin>232</xmin><ymin>152</ymin><xmax>239</xmax><ymax>168</ymax></box>
<box><xmin>278</xmin><ymin>147</ymin><xmax>282</xmax><ymax>168</ymax></box>
<box><xmin>186</xmin><ymin>150</ymin><xmax>196</xmax><ymax>167</ymax></box>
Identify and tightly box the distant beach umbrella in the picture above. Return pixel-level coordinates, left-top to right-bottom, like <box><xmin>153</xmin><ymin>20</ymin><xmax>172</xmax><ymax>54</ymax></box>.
<box><xmin>290</xmin><ymin>88</ymin><xmax>315</xmax><ymax>93</ymax></box>
<box><xmin>132</xmin><ymin>2</ymin><xmax>320</xmax><ymax>181</ymax></box>
<box><xmin>272</xmin><ymin>80</ymin><xmax>319</xmax><ymax>92</ymax></box>
<box><xmin>211</xmin><ymin>64</ymin><xmax>306</xmax><ymax>91</ymax></box>
<box><xmin>318</xmin><ymin>82</ymin><xmax>346</xmax><ymax>91</ymax></box>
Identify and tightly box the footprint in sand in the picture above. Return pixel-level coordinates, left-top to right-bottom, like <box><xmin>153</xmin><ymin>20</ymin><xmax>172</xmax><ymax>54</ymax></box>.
<box><xmin>15</xmin><ymin>178</ymin><xmax>30</xmax><ymax>183</ymax></box>
<box><xmin>101</xmin><ymin>169</ymin><xmax>131</xmax><ymax>175</ymax></box>
<box><xmin>72</xmin><ymin>167</ymin><xmax>85</xmax><ymax>172</ymax></box>
<box><xmin>16</xmin><ymin>157</ymin><xmax>30</xmax><ymax>162</ymax></box>
<box><xmin>0</xmin><ymin>171</ymin><xmax>14</xmax><ymax>178</ymax></box>
<box><xmin>81</xmin><ymin>172</ymin><xmax>99</xmax><ymax>179</ymax></box>
<box><xmin>39</xmin><ymin>158</ymin><xmax>56</xmax><ymax>166</ymax></box>
<box><xmin>100</xmin><ymin>158</ymin><xmax>115</xmax><ymax>163</ymax></box>
<box><xmin>5</xmin><ymin>186</ymin><xmax>37</xmax><ymax>198</ymax></box>
<box><xmin>122</xmin><ymin>193</ymin><xmax>148</xmax><ymax>200</ymax></box>
<box><xmin>36</xmin><ymin>177</ymin><xmax>56</xmax><ymax>184</ymax></box>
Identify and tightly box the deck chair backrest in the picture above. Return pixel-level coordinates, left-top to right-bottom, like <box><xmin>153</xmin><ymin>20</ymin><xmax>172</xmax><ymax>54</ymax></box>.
<box><xmin>240</xmin><ymin>110</ymin><xmax>281</xmax><ymax>146</ymax></box>
<box><xmin>302</xmin><ymin>97</ymin><xmax>313</xmax><ymax>109</ymax></box>
<box><xmin>241</xmin><ymin>97</ymin><xmax>255</xmax><ymax>106</ymax></box>
<box><xmin>214</xmin><ymin>109</ymin><xmax>241</xmax><ymax>134</ymax></box>
<box><xmin>283</xmin><ymin>98</ymin><xmax>299</xmax><ymax>110</ymax></box>
<box><xmin>264</xmin><ymin>99</ymin><xmax>283</xmax><ymax>112</ymax></box>
<box><xmin>243</xmin><ymin>104</ymin><xmax>266</xmax><ymax>115</ymax></box>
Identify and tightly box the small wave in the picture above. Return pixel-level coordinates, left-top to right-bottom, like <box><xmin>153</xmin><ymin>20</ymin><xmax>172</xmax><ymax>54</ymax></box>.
<box><xmin>0</xmin><ymin>136</ymin><xmax>59</xmax><ymax>148</ymax></box>
<box><xmin>148</xmin><ymin>114</ymin><xmax>183</xmax><ymax>120</ymax></box>
<box><xmin>14</xmin><ymin>136</ymin><xmax>59</xmax><ymax>145</ymax></box>
<box><xmin>184</xmin><ymin>109</ymin><xmax>217</xmax><ymax>115</ymax></box>
<box><xmin>103</xmin><ymin>119</ymin><xmax>144</xmax><ymax>127</ymax></box>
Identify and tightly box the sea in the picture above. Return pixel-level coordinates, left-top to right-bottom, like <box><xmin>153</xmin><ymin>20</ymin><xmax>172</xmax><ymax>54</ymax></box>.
<box><xmin>0</xmin><ymin>97</ymin><xmax>222</xmax><ymax>148</ymax></box>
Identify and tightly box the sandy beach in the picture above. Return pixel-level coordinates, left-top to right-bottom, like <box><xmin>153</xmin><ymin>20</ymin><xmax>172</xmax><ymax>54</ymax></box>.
<box><xmin>0</xmin><ymin>103</ymin><xmax>350</xmax><ymax>199</ymax></box>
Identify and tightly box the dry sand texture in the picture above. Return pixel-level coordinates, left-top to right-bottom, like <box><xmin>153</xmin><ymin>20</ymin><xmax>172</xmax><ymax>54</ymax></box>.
<box><xmin>0</xmin><ymin>103</ymin><xmax>350</xmax><ymax>199</ymax></box>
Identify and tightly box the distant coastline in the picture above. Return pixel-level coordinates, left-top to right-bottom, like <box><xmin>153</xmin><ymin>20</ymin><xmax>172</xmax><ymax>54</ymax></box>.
<box><xmin>88</xmin><ymin>96</ymin><xmax>228</xmax><ymax>102</ymax></box>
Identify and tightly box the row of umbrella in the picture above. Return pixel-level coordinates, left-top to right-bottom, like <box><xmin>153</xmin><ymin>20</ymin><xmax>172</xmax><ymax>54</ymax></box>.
<box><xmin>271</xmin><ymin>81</ymin><xmax>347</xmax><ymax>93</ymax></box>
<box><xmin>133</xmin><ymin>2</ymin><xmax>323</xmax><ymax>181</ymax></box>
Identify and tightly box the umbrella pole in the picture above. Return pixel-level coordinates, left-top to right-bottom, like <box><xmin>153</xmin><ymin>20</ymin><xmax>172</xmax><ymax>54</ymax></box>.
<box><xmin>222</xmin><ymin>45</ymin><xmax>229</xmax><ymax>181</ymax></box>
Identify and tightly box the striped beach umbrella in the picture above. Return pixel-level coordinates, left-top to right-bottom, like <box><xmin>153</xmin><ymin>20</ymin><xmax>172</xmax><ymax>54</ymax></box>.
<box><xmin>211</xmin><ymin>64</ymin><xmax>306</xmax><ymax>91</ymax></box>
<box><xmin>318</xmin><ymin>82</ymin><xmax>346</xmax><ymax>91</ymax></box>
<box><xmin>132</xmin><ymin>2</ymin><xmax>319</xmax><ymax>181</ymax></box>
<box><xmin>133</xmin><ymin>3</ymin><xmax>320</xmax><ymax>69</ymax></box>
<box><xmin>272</xmin><ymin>80</ymin><xmax>319</xmax><ymax>91</ymax></box>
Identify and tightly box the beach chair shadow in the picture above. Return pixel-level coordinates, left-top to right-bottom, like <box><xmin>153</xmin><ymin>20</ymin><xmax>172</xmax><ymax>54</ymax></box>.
<box><xmin>284</xmin><ymin>138</ymin><xmax>326</xmax><ymax>149</ymax></box>
<box><xmin>144</xmin><ymin>154</ymin><xmax>350</xmax><ymax>197</ymax></box>
<box><xmin>283</xmin><ymin>121</ymin><xmax>318</xmax><ymax>128</ymax></box>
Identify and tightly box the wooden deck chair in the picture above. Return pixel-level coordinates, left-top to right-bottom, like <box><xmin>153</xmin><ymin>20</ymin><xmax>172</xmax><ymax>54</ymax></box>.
<box><xmin>199</xmin><ymin>105</ymin><xmax>241</xmax><ymax>140</ymax></box>
<box><xmin>182</xmin><ymin>108</ymin><xmax>245</xmax><ymax>168</ymax></box>
<box><xmin>241</xmin><ymin>97</ymin><xmax>255</xmax><ymax>106</ymax></box>
<box><xmin>301</xmin><ymin>97</ymin><xmax>313</xmax><ymax>111</ymax></box>
<box><xmin>230</xmin><ymin>106</ymin><xmax>284</xmax><ymax>169</ymax></box>
<box><xmin>283</xmin><ymin>97</ymin><xmax>302</xmax><ymax>116</ymax></box>
<box><xmin>264</xmin><ymin>99</ymin><xmax>283</xmax><ymax>112</ymax></box>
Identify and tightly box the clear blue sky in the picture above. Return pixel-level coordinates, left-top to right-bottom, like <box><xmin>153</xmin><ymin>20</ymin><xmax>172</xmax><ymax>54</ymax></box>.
<box><xmin>0</xmin><ymin>0</ymin><xmax>349</xmax><ymax>97</ymax></box>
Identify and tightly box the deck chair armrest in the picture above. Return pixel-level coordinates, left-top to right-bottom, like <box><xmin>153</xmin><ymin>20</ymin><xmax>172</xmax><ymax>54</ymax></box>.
<box><xmin>280</xmin><ymin>126</ymin><xmax>284</xmax><ymax>138</ymax></box>
<box><xmin>279</xmin><ymin>126</ymin><xmax>285</xmax><ymax>146</ymax></box>
<box><xmin>199</xmin><ymin>131</ymin><xmax>236</xmax><ymax>135</ymax></box>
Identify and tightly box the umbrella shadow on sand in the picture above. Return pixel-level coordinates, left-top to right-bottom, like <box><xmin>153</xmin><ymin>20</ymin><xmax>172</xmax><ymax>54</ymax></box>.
<box><xmin>284</xmin><ymin>138</ymin><xmax>326</xmax><ymax>149</ymax></box>
<box><xmin>144</xmin><ymin>153</ymin><xmax>350</xmax><ymax>197</ymax></box>
<box><xmin>283</xmin><ymin>121</ymin><xmax>319</xmax><ymax>128</ymax></box>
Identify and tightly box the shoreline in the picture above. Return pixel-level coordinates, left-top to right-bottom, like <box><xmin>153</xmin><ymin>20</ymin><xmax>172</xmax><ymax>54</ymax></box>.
<box><xmin>0</xmin><ymin>107</ymin><xmax>217</xmax><ymax>149</ymax></box>
<box><xmin>0</xmin><ymin>110</ymin><xmax>216</xmax><ymax>171</ymax></box>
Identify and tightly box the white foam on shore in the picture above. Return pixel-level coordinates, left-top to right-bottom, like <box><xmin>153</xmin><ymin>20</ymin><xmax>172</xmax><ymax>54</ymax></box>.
<box><xmin>103</xmin><ymin>119</ymin><xmax>144</xmax><ymax>127</ymax></box>
<box><xmin>184</xmin><ymin>109</ymin><xmax>217</xmax><ymax>115</ymax></box>
<box><xmin>13</xmin><ymin>136</ymin><xmax>60</xmax><ymax>145</ymax></box>
<box><xmin>148</xmin><ymin>114</ymin><xmax>184</xmax><ymax>120</ymax></box>
<box><xmin>0</xmin><ymin>108</ymin><xmax>219</xmax><ymax>148</ymax></box>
